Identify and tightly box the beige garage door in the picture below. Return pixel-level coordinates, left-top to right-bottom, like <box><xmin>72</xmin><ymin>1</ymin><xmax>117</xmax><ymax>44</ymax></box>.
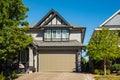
<box><xmin>39</xmin><ymin>50</ymin><xmax>76</xmax><ymax>72</ymax></box>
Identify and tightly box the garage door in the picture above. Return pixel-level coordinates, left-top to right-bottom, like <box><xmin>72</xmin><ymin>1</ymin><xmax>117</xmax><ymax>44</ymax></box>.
<box><xmin>39</xmin><ymin>50</ymin><xmax>76</xmax><ymax>72</ymax></box>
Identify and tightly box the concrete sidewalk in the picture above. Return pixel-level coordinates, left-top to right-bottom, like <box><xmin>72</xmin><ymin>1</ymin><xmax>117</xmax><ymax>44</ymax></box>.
<box><xmin>16</xmin><ymin>72</ymin><xmax>95</xmax><ymax>80</ymax></box>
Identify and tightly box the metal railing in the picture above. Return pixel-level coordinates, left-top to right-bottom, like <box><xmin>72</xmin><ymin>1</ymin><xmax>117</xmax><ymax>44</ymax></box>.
<box><xmin>44</xmin><ymin>38</ymin><xmax>69</xmax><ymax>41</ymax></box>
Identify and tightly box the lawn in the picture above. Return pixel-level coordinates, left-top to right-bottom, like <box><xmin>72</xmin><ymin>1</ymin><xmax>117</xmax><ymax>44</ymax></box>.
<box><xmin>94</xmin><ymin>75</ymin><xmax>120</xmax><ymax>80</ymax></box>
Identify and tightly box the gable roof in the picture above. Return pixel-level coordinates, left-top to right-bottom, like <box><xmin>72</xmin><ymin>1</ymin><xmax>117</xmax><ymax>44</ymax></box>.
<box><xmin>100</xmin><ymin>10</ymin><xmax>120</xmax><ymax>27</ymax></box>
<box><xmin>33</xmin><ymin>9</ymin><xmax>71</xmax><ymax>28</ymax></box>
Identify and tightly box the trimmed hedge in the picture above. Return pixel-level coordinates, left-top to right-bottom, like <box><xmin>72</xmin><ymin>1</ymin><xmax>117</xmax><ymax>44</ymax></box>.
<box><xmin>94</xmin><ymin>69</ymin><xmax>111</xmax><ymax>75</ymax></box>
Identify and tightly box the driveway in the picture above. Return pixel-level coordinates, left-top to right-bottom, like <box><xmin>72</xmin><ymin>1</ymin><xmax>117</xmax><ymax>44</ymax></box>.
<box><xmin>16</xmin><ymin>72</ymin><xmax>95</xmax><ymax>80</ymax></box>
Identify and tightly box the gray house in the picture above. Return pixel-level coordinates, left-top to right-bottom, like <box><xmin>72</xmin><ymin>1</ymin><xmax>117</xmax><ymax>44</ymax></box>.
<box><xmin>89</xmin><ymin>10</ymin><xmax>120</xmax><ymax>72</ymax></box>
<box><xmin>20</xmin><ymin>9</ymin><xmax>86</xmax><ymax>72</ymax></box>
<box><xmin>96</xmin><ymin>10</ymin><xmax>120</xmax><ymax>29</ymax></box>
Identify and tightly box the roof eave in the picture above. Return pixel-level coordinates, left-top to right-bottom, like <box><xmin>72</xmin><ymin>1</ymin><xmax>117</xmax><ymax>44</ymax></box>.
<box><xmin>99</xmin><ymin>10</ymin><xmax>120</xmax><ymax>27</ymax></box>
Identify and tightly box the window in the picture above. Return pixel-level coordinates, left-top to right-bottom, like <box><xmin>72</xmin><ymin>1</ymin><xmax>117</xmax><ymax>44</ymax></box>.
<box><xmin>52</xmin><ymin>30</ymin><xmax>56</xmax><ymax>38</ymax></box>
<box><xmin>56</xmin><ymin>30</ymin><xmax>61</xmax><ymax>38</ymax></box>
<box><xmin>44</xmin><ymin>29</ymin><xmax>69</xmax><ymax>41</ymax></box>
<box><xmin>62</xmin><ymin>30</ymin><xmax>68</xmax><ymax>38</ymax></box>
<box><xmin>47</xmin><ymin>30</ymin><xmax>51</xmax><ymax>38</ymax></box>
<box><xmin>44</xmin><ymin>30</ymin><xmax>51</xmax><ymax>41</ymax></box>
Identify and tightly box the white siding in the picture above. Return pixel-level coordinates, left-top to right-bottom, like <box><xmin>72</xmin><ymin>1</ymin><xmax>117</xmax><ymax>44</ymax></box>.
<box><xmin>47</xmin><ymin>16</ymin><xmax>66</xmax><ymax>25</ymax></box>
<box><xmin>70</xmin><ymin>30</ymin><xmax>81</xmax><ymax>42</ymax></box>
<box><xmin>105</xmin><ymin>14</ymin><xmax>120</xmax><ymax>25</ymax></box>
<box><xmin>52</xmin><ymin>17</ymin><xmax>57</xmax><ymax>24</ymax></box>
<box><xmin>26</xmin><ymin>31</ymin><xmax>43</xmax><ymax>41</ymax></box>
<box><xmin>40</xmin><ymin>14</ymin><xmax>53</xmax><ymax>26</ymax></box>
<box><xmin>34</xmin><ymin>54</ymin><xmax>38</xmax><ymax>71</ymax></box>
<box><xmin>29</xmin><ymin>47</ymin><xmax>34</xmax><ymax>67</ymax></box>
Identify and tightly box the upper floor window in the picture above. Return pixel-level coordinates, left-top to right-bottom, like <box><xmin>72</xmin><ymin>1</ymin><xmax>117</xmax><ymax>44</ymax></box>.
<box><xmin>44</xmin><ymin>29</ymin><xmax>69</xmax><ymax>41</ymax></box>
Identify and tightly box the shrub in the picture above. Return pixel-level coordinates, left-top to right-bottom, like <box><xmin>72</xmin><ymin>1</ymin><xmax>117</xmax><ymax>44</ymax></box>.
<box><xmin>94</xmin><ymin>69</ymin><xmax>100</xmax><ymax>75</ymax></box>
<box><xmin>0</xmin><ymin>72</ymin><xmax>5</xmax><ymax>80</ymax></box>
<box><xmin>117</xmin><ymin>71</ymin><xmax>120</xmax><ymax>75</ymax></box>
<box><xmin>4</xmin><ymin>70</ymin><xmax>18</xmax><ymax>80</ymax></box>
<box><xmin>111</xmin><ymin>64</ymin><xmax>120</xmax><ymax>72</ymax></box>
<box><xmin>99</xmin><ymin>69</ymin><xmax>103</xmax><ymax>75</ymax></box>
<box><xmin>94</xmin><ymin>69</ymin><xmax>110</xmax><ymax>75</ymax></box>
<box><xmin>106</xmin><ymin>69</ymin><xmax>111</xmax><ymax>75</ymax></box>
<box><xmin>11</xmin><ymin>71</ymin><xmax>18</xmax><ymax>79</ymax></box>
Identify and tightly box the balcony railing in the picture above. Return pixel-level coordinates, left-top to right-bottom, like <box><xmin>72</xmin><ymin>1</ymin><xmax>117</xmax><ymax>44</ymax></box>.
<box><xmin>44</xmin><ymin>38</ymin><xmax>69</xmax><ymax>41</ymax></box>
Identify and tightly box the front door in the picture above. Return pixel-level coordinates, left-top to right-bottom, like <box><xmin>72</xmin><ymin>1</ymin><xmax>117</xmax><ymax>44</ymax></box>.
<box><xmin>19</xmin><ymin>49</ymin><xmax>29</xmax><ymax>72</ymax></box>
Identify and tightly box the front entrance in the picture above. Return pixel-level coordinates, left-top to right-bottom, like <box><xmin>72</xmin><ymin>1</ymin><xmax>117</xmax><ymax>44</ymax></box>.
<box><xmin>19</xmin><ymin>50</ymin><xmax>29</xmax><ymax>72</ymax></box>
<box><xmin>39</xmin><ymin>50</ymin><xmax>76</xmax><ymax>72</ymax></box>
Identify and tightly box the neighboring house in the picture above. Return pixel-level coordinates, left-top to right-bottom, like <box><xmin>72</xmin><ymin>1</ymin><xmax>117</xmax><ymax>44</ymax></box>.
<box><xmin>95</xmin><ymin>10</ymin><xmax>120</xmax><ymax>44</ymax></box>
<box><xmin>89</xmin><ymin>10</ymin><xmax>120</xmax><ymax>72</ymax></box>
<box><xmin>20</xmin><ymin>9</ymin><xmax>86</xmax><ymax>73</ymax></box>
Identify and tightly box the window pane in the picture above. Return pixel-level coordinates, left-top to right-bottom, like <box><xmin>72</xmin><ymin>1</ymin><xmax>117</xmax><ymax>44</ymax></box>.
<box><xmin>44</xmin><ymin>29</ymin><xmax>69</xmax><ymax>41</ymax></box>
<box><xmin>62</xmin><ymin>30</ymin><xmax>68</xmax><ymax>38</ymax></box>
<box><xmin>52</xmin><ymin>30</ymin><xmax>56</xmax><ymax>38</ymax></box>
<box><xmin>44</xmin><ymin>30</ymin><xmax>47</xmax><ymax>38</ymax></box>
<box><xmin>56</xmin><ymin>30</ymin><xmax>61</xmax><ymax>38</ymax></box>
<box><xmin>47</xmin><ymin>30</ymin><xmax>51</xmax><ymax>38</ymax></box>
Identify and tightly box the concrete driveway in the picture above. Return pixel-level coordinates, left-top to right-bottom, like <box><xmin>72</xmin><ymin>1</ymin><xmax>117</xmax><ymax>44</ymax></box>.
<box><xmin>16</xmin><ymin>72</ymin><xmax>95</xmax><ymax>80</ymax></box>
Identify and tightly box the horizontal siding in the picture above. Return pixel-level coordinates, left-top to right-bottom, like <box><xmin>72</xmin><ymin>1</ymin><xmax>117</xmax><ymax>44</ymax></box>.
<box><xmin>26</xmin><ymin>31</ymin><xmax>43</xmax><ymax>41</ymax></box>
<box><xmin>70</xmin><ymin>30</ymin><xmax>81</xmax><ymax>42</ymax></box>
<box><xmin>105</xmin><ymin>14</ymin><xmax>120</xmax><ymax>25</ymax></box>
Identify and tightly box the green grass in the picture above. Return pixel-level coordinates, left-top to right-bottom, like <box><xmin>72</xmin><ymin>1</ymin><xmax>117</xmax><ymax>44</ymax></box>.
<box><xmin>94</xmin><ymin>75</ymin><xmax>120</xmax><ymax>80</ymax></box>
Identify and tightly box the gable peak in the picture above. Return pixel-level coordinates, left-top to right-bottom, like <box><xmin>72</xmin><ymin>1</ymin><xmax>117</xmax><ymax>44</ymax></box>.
<box><xmin>100</xmin><ymin>9</ymin><xmax>120</xmax><ymax>27</ymax></box>
<box><xmin>34</xmin><ymin>9</ymin><xmax>71</xmax><ymax>28</ymax></box>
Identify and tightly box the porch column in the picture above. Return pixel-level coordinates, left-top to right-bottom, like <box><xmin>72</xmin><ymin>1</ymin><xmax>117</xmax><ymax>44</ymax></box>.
<box><xmin>76</xmin><ymin>49</ymin><xmax>82</xmax><ymax>72</ymax></box>
<box><xmin>34</xmin><ymin>50</ymin><xmax>38</xmax><ymax>72</ymax></box>
<box><xmin>29</xmin><ymin>47</ymin><xmax>34</xmax><ymax>68</ymax></box>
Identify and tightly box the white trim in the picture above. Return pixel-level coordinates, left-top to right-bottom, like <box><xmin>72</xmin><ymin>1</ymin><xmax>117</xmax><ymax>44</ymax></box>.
<box><xmin>99</xmin><ymin>10</ymin><xmax>120</xmax><ymax>27</ymax></box>
<box><xmin>95</xmin><ymin>28</ymin><xmax>120</xmax><ymax>30</ymax></box>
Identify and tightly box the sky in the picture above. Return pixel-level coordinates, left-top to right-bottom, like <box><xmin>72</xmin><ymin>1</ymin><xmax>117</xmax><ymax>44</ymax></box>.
<box><xmin>23</xmin><ymin>0</ymin><xmax>120</xmax><ymax>46</ymax></box>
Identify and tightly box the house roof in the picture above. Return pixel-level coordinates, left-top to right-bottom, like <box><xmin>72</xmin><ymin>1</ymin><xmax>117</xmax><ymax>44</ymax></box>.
<box><xmin>30</xmin><ymin>23</ymin><xmax>85</xmax><ymax>29</ymax></box>
<box><xmin>100</xmin><ymin>10</ymin><xmax>120</xmax><ymax>27</ymax></box>
<box><xmin>33</xmin><ymin>9</ymin><xmax>71</xmax><ymax>28</ymax></box>
<box><xmin>29</xmin><ymin>9</ymin><xmax>85</xmax><ymax>30</ymax></box>
<box><xmin>33</xmin><ymin>40</ymin><xmax>85</xmax><ymax>47</ymax></box>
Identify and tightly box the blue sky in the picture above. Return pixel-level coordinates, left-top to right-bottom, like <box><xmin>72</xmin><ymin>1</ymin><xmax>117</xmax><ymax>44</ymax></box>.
<box><xmin>23</xmin><ymin>0</ymin><xmax>120</xmax><ymax>45</ymax></box>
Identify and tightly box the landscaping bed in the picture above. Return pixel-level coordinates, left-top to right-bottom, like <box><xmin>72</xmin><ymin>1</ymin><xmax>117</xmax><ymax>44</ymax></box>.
<box><xmin>94</xmin><ymin>75</ymin><xmax>120</xmax><ymax>80</ymax></box>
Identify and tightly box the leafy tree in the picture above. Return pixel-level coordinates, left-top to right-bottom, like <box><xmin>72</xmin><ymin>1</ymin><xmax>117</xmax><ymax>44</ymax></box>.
<box><xmin>87</xmin><ymin>28</ymin><xmax>120</xmax><ymax>75</ymax></box>
<box><xmin>0</xmin><ymin>0</ymin><xmax>29</xmax><ymax>28</ymax></box>
<box><xmin>82</xmin><ymin>57</ymin><xmax>87</xmax><ymax>64</ymax></box>
<box><xmin>0</xmin><ymin>0</ymin><xmax>33</xmax><ymax>61</ymax></box>
<box><xmin>0</xmin><ymin>26</ymin><xmax>33</xmax><ymax>60</ymax></box>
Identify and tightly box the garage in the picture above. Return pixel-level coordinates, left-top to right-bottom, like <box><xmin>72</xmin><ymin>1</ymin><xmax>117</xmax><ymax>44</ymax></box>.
<box><xmin>39</xmin><ymin>50</ymin><xmax>76</xmax><ymax>72</ymax></box>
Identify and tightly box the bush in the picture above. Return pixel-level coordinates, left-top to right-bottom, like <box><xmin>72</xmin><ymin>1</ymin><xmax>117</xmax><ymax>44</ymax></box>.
<box><xmin>106</xmin><ymin>69</ymin><xmax>111</xmax><ymax>75</ymax></box>
<box><xmin>94</xmin><ymin>69</ymin><xmax>100</xmax><ymax>75</ymax></box>
<box><xmin>117</xmin><ymin>71</ymin><xmax>120</xmax><ymax>75</ymax></box>
<box><xmin>4</xmin><ymin>70</ymin><xmax>18</xmax><ymax>80</ymax></box>
<box><xmin>94</xmin><ymin>69</ymin><xmax>110</xmax><ymax>75</ymax></box>
<box><xmin>99</xmin><ymin>69</ymin><xmax>103</xmax><ymax>75</ymax></box>
<box><xmin>11</xmin><ymin>71</ymin><xmax>18</xmax><ymax>79</ymax></box>
<box><xmin>0</xmin><ymin>72</ymin><xmax>5</xmax><ymax>80</ymax></box>
<box><xmin>111</xmin><ymin>64</ymin><xmax>120</xmax><ymax>72</ymax></box>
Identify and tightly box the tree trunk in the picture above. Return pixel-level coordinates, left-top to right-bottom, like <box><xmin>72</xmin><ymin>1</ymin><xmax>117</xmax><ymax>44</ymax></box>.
<box><xmin>104</xmin><ymin>57</ymin><xmax>106</xmax><ymax>76</ymax></box>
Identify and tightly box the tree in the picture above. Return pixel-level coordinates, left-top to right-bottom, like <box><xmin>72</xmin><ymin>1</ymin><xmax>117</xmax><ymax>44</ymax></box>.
<box><xmin>0</xmin><ymin>0</ymin><xmax>33</xmax><ymax>60</ymax></box>
<box><xmin>0</xmin><ymin>0</ymin><xmax>29</xmax><ymax>28</ymax></box>
<box><xmin>87</xmin><ymin>28</ymin><xmax>120</xmax><ymax>75</ymax></box>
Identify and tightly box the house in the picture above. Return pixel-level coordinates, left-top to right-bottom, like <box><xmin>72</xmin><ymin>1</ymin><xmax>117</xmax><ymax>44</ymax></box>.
<box><xmin>19</xmin><ymin>9</ymin><xmax>86</xmax><ymax>73</ymax></box>
<box><xmin>89</xmin><ymin>10</ymin><xmax>120</xmax><ymax>72</ymax></box>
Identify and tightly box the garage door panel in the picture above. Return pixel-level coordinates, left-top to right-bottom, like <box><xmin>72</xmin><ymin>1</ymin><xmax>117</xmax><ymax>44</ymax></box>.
<box><xmin>39</xmin><ymin>50</ymin><xmax>76</xmax><ymax>72</ymax></box>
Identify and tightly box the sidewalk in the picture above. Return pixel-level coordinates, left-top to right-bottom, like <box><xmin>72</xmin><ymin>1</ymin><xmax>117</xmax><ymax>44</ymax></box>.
<box><xmin>16</xmin><ymin>72</ymin><xmax>95</xmax><ymax>80</ymax></box>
